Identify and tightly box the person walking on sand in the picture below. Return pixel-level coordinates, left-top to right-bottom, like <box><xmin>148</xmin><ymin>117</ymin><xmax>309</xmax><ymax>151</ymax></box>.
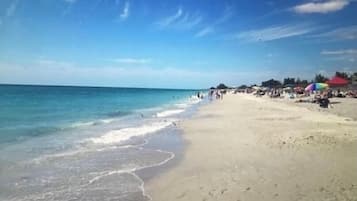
<box><xmin>209</xmin><ymin>90</ymin><xmax>214</xmax><ymax>101</ymax></box>
<box><xmin>215</xmin><ymin>90</ymin><xmax>220</xmax><ymax>100</ymax></box>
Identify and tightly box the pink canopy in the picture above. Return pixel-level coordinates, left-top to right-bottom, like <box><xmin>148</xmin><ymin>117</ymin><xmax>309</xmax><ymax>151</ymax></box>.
<box><xmin>326</xmin><ymin>76</ymin><xmax>348</xmax><ymax>87</ymax></box>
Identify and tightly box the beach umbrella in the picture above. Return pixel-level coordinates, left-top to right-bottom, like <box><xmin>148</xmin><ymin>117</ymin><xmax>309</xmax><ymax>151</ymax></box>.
<box><xmin>305</xmin><ymin>83</ymin><xmax>328</xmax><ymax>91</ymax></box>
<box><xmin>326</xmin><ymin>76</ymin><xmax>349</xmax><ymax>87</ymax></box>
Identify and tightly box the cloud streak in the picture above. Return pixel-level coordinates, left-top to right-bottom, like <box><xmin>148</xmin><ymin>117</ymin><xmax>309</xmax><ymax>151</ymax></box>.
<box><xmin>195</xmin><ymin>6</ymin><xmax>234</xmax><ymax>38</ymax></box>
<box><xmin>111</xmin><ymin>58</ymin><xmax>151</xmax><ymax>64</ymax></box>
<box><xmin>195</xmin><ymin>26</ymin><xmax>214</xmax><ymax>37</ymax></box>
<box><xmin>62</xmin><ymin>0</ymin><xmax>78</xmax><ymax>16</ymax></box>
<box><xmin>6</xmin><ymin>0</ymin><xmax>19</xmax><ymax>17</ymax></box>
<box><xmin>35</xmin><ymin>59</ymin><xmax>75</xmax><ymax>68</ymax></box>
<box><xmin>119</xmin><ymin>1</ymin><xmax>130</xmax><ymax>20</ymax></box>
<box><xmin>236</xmin><ymin>24</ymin><xmax>316</xmax><ymax>42</ymax></box>
<box><xmin>312</xmin><ymin>25</ymin><xmax>357</xmax><ymax>41</ymax></box>
<box><xmin>321</xmin><ymin>49</ymin><xmax>357</xmax><ymax>55</ymax></box>
<box><xmin>156</xmin><ymin>7</ymin><xmax>202</xmax><ymax>30</ymax></box>
<box><xmin>157</xmin><ymin>7</ymin><xmax>183</xmax><ymax>27</ymax></box>
<box><xmin>1</xmin><ymin>61</ymin><xmax>306</xmax><ymax>89</ymax></box>
<box><xmin>321</xmin><ymin>49</ymin><xmax>357</xmax><ymax>62</ymax></box>
<box><xmin>215</xmin><ymin>6</ymin><xmax>234</xmax><ymax>25</ymax></box>
<box><xmin>292</xmin><ymin>0</ymin><xmax>350</xmax><ymax>14</ymax></box>
<box><xmin>63</xmin><ymin>0</ymin><xmax>77</xmax><ymax>4</ymax></box>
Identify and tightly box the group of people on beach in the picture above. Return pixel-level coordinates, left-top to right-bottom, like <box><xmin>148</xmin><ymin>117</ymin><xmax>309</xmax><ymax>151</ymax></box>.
<box><xmin>209</xmin><ymin>90</ymin><xmax>225</xmax><ymax>100</ymax></box>
<box><xmin>235</xmin><ymin>86</ymin><xmax>357</xmax><ymax>109</ymax></box>
<box><xmin>196</xmin><ymin>92</ymin><xmax>204</xmax><ymax>99</ymax></box>
<box><xmin>295</xmin><ymin>89</ymin><xmax>356</xmax><ymax>108</ymax></box>
<box><xmin>312</xmin><ymin>92</ymin><xmax>331</xmax><ymax>108</ymax></box>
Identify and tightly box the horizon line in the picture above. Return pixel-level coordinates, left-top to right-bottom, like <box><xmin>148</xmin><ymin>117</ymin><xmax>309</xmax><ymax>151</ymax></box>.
<box><xmin>0</xmin><ymin>82</ymin><xmax>206</xmax><ymax>91</ymax></box>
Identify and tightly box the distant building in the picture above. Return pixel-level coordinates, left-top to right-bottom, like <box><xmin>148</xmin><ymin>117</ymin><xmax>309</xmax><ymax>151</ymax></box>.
<box><xmin>350</xmin><ymin>75</ymin><xmax>357</xmax><ymax>89</ymax></box>
<box><xmin>352</xmin><ymin>75</ymin><xmax>357</xmax><ymax>85</ymax></box>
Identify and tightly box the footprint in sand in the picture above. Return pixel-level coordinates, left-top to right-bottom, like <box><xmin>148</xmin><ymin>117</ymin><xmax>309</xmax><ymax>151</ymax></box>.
<box><xmin>176</xmin><ymin>192</ymin><xmax>186</xmax><ymax>199</ymax></box>
<box><xmin>319</xmin><ymin>187</ymin><xmax>325</xmax><ymax>192</ymax></box>
<box><xmin>221</xmin><ymin>188</ymin><xmax>227</xmax><ymax>194</ymax></box>
<box><xmin>208</xmin><ymin>190</ymin><xmax>215</xmax><ymax>197</ymax></box>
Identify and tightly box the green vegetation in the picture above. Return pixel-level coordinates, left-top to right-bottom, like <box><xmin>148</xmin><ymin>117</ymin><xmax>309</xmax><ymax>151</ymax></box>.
<box><xmin>215</xmin><ymin>71</ymin><xmax>357</xmax><ymax>89</ymax></box>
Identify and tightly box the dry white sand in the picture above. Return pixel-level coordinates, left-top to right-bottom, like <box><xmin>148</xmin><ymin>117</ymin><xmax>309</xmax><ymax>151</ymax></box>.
<box><xmin>146</xmin><ymin>93</ymin><xmax>357</xmax><ymax>201</ymax></box>
<box><xmin>293</xmin><ymin>97</ymin><xmax>357</xmax><ymax>121</ymax></box>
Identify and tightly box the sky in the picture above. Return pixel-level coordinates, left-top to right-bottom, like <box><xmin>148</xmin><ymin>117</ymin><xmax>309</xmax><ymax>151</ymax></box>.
<box><xmin>0</xmin><ymin>0</ymin><xmax>357</xmax><ymax>89</ymax></box>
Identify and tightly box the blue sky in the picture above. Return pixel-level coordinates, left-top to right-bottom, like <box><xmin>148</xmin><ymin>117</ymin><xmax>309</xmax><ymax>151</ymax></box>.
<box><xmin>0</xmin><ymin>0</ymin><xmax>357</xmax><ymax>89</ymax></box>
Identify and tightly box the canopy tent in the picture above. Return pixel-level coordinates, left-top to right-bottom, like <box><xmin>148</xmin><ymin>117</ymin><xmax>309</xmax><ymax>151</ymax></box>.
<box><xmin>326</xmin><ymin>76</ymin><xmax>349</xmax><ymax>87</ymax></box>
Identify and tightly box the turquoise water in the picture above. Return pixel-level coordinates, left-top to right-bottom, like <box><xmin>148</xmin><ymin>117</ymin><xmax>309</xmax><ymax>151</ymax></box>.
<box><xmin>0</xmin><ymin>84</ymin><xmax>204</xmax><ymax>201</ymax></box>
<box><xmin>0</xmin><ymin>84</ymin><xmax>197</xmax><ymax>144</ymax></box>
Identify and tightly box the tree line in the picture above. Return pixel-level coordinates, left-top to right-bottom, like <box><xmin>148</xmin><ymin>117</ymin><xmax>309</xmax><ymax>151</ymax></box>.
<box><xmin>260</xmin><ymin>71</ymin><xmax>357</xmax><ymax>88</ymax></box>
<box><xmin>221</xmin><ymin>71</ymin><xmax>357</xmax><ymax>90</ymax></box>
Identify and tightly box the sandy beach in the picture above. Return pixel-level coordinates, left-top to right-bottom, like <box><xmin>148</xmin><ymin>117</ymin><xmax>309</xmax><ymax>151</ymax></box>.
<box><xmin>147</xmin><ymin>93</ymin><xmax>357</xmax><ymax>201</ymax></box>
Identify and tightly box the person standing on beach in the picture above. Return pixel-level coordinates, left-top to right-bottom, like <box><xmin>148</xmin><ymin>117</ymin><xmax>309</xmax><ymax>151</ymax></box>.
<box><xmin>214</xmin><ymin>90</ymin><xmax>223</xmax><ymax>100</ymax></box>
<box><xmin>209</xmin><ymin>90</ymin><xmax>213</xmax><ymax>101</ymax></box>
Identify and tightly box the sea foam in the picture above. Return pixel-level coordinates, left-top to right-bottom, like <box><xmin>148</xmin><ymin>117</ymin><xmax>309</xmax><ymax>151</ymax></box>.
<box><xmin>70</xmin><ymin>118</ymin><xmax>116</xmax><ymax>128</ymax></box>
<box><xmin>89</xmin><ymin>121</ymin><xmax>174</xmax><ymax>144</ymax></box>
<box><xmin>156</xmin><ymin>109</ymin><xmax>185</xmax><ymax>117</ymax></box>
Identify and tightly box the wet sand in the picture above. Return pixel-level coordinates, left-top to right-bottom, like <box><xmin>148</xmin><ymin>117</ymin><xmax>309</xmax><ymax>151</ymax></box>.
<box><xmin>146</xmin><ymin>93</ymin><xmax>357</xmax><ymax>201</ymax></box>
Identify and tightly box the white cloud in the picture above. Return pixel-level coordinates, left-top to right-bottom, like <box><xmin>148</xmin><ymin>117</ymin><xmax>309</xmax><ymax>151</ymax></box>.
<box><xmin>292</xmin><ymin>0</ymin><xmax>350</xmax><ymax>14</ymax></box>
<box><xmin>157</xmin><ymin>7</ymin><xmax>183</xmax><ymax>27</ymax></box>
<box><xmin>0</xmin><ymin>61</ymin><xmax>241</xmax><ymax>89</ymax></box>
<box><xmin>119</xmin><ymin>1</ymin><xmax>130</xmax><ymax>20</ymax></box>
<box><xmin>321</xmin><ymin>49</ymin><xmax>357</xmax><ymax>62</ymax></box>
<box><xmin>64</xmin><ymin>0</ymin><xmax>77</xmax><ymax>3</ymax></box>
<box><xmin>312</xmin><ymin>25</ymin><xmax>357</xmax><ymax>41</ymax></box>
<box><xmin>321</xmin><ymin>49</ymin><xmax>357</xmax><ymax>55</ymax></box>
<box><xmin>111</xmin><ymin>58</ymin><xmax>151</xmax><ymax>64</ymax></box>
<box><xmin>236</xmin><ymin>24</ymin><xmax>316</xmax><ymax>42</ymax></box>
<box><xmin>215</xmin><ymin>6</ymin><xmax>234</xmax><ymax>25</ymax></box>
<box><xmin>195</xmin><ymin>6</ymin><xmax>234</xmax><ymax>38</ymax></box>
<box><xmin>0</xmin><ymin>58</ymin><xmax>294</xmax><ymax>89</ymax></box>
<box><xmin>62</xmin><ymin>0</ymin><xmax>78</xmax><ymax>16</ymax></box>
<box><xmin>35</xmin><ymin>59</ymin><xmax>75</xmax><ymax>68</ymax></box>
<box><xmin>2</xmin><ymin>60</ymin><xmax>355</xmax><ymax>88</ymax></box>
<box><xmin>156</xmin><ymin>8</ymin><xmax>202</xmax><ymax>30</ymax></box>
<box><xmin>325</xmin><ymin>55</ymin><xmax>357</xmax><ymax>62</ymax></box>
<box><xmin>195</xmin><ymin>27</ymin><xmax>214</xmax><ymax>37</ymax></box>
<box><xmin>176</xmin><ymin>14</ymin><xmax>202</xmax><ymax>29</ymax></box>
<box><xmin>6</xmin><ymin>0</ymin><xmax>18</xmax><ymax>17</ymax></box>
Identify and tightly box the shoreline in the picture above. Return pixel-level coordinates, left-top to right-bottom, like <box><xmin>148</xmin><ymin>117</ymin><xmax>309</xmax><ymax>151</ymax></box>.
<box><xmin>136</xmin><ymin>125</ymin><xmax>186</xmax><ymax>188</ymax></box>
<box><xmin>136</xmin><ymin>99</ymin><xmax>207</xmax><ymax>200</ymax></box>
<box><xmin>0</xmin><ymin>86</ymin><xmax>203</xmax><ymax>201</ymax></box>
<box><xmin>146</xmin><ymin>93</ymin><xmax>357</xmax><ymax>201</ymax></box>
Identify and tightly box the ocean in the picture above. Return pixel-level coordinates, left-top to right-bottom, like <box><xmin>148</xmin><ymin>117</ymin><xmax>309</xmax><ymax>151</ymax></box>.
<box><xmin>0</xmin><ymin>84</ymin><xmax>205</xmax><ymax>201</ymax></box>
